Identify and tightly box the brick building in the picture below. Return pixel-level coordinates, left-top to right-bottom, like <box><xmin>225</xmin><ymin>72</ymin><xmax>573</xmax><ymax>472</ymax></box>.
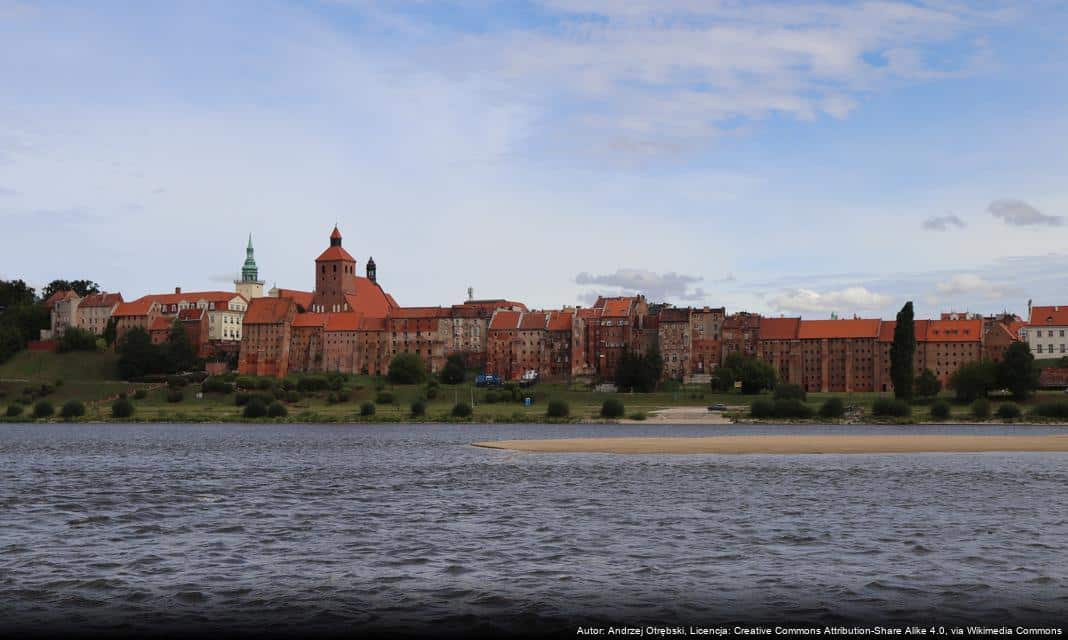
<box><xmin>875</xmin><ymin>319</ymin><xmax>984</xmax><ymax>391</ymax></box>
<box><xmin>721</xmin><ymin>312</ymin><xmax>761</xmax><ymax>363</ymax></box>
<box><xmin>757</xmin><ymin>318</ymin><xmax>881</xmax><ymax>392</ymax></box>
<box><xmin>984</xmin><ymin>315</ymin><xmax>1024</xmax><ymax>362</ymax></box>
<box><xmin>238</xmin><ymin>297</ymin><xmax>297</xmax><ymax>378</ymax></box>
<box><xmin>76</xmin><ymin>292</ymin><xmax>123</xmax><ymax>336</ymax></box>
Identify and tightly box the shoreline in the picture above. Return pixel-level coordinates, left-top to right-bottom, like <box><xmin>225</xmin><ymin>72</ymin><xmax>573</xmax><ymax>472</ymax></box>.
<box><xmin>472</xmin><ymin>434</ymin><xmax>1068</xmax><ymax>454</ymax></box>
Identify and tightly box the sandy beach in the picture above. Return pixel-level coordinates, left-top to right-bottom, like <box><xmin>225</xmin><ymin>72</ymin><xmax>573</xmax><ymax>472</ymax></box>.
<box><xmin>472</xmin><ymin>434</ymin><xmax>1068</xmax><ymax>455</ymax></box>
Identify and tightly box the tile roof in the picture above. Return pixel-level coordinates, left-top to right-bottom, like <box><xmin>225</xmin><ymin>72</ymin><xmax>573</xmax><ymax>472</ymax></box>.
<box><xmin>576</xmin><ymin>307</ymin><xmax>601</xmax><ymax>319</ymax></box>
<box><xmin>519</xmin><ymin>311</ymin><xmax>548</xmax><ymax>330</ymax></box>
<box><xmin>392</xmin><ymin>306</ymin><xmax>449</xmax><ymax>319</ymax></box>
<box><xmin>149</xmin><ymin>316</ymin><xmax>173</xmax><ymax>332</ymax></box>
<box><xmin>178</xmin><ymin>308</ymin><xmax>205</xmax><ymax>321</ymax></box>
<box><xmin>78</xmin><ymin>292</ymin><xmax>123</xmax><ymax>308</ymax></box>
<box><xmin>43</xmin><ymin>290</ymin><xmax>79</xmax><ymax>308</ymax></box>
<box><xmin>113</xmin><ymin>299</ymin><xmax>156</xmax><ymax>317</ymax></box>
<box><xmin>798</xmin><ymin>319</ymin><xmax>881</xmax><ymax>340</ymax></box>
<box><xmin>547</xmin><ymin>311</ymin><xmax>574</xmax><ymax>331</ymax></box>
<box><xmin>345</xmin><ymin>277</ymin><xmax>397</xmax><ymax>318</ymax></box>
<box><xmin>1029</xmin><ymin>305</ymin><xmax>1068</xmax><ymax>327</ymax></box>
<box><xmin>330</xmin><ymin>226</ymin><xmax>342</xmax><ymax>240</ymax></box>
<box><xmin>325</xmin><ymin>312</ymin><xmax>362</xmax><ymax>332</ymax></box>
<box><xmin>360</xmin><ymin>316</ymin><xmax>388</xmax><ymax>331</ymax></box>
<box><xmin>924</xmin><ymin>319</ymin><xmax>982</xmax><ymax>342</ymax></box>
<box><xmin>598</xmin><ymin>297</ymin><xmax>635</xmax><ymax>317</ymax></box>
<box><xmin>489</xmin><ymin>310</ymin><xmax>522</xmax><ymax>330</ymax></box>
<box><xmin>315</xmin><ymin>246</ymin><xmax>356</xmax><ymax>262</ymax></box>
<box><xmin>275</xmin><ymin>289</ymin><xmax>314</xmax><ymax>310</ymax></box>
<box><xmin>243</xmin><ymin>297</ymin><xmax>294</xmax><ymax>325</ymax></box>
<box><xmin>758</xmin><ymin>317</ymin><xmax>800</xmax><ymax>340</ymax></box>
<box><xmin>292</xmin><ymin>313</ymin><xmax>329</xmax><ymax>328</ymax></box>
<box><xmin>722</xmin><ymin>313</ymin><xmax>762</xmax><ymax>329</ymax></box>
<box><xmin>459</xmin><ymin>299</ymin><xmax>529</xmax><ymax>314</ymax></box>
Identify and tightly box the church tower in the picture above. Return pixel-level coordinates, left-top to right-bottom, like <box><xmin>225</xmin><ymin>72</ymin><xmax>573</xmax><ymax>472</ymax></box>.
<box><xmin>366</xmin><ymin>256</ymin><xmax>376</xmax><ymax>284</ymax></box>
<box><xmin>310</xmin><ymin>225</ymin><xmax>358</xmax><ymax>313</ymax></box>
<box><xmin>235</xmin><ymin>233</ymin><xmax>265</xmax><ymax>300</ymax></box>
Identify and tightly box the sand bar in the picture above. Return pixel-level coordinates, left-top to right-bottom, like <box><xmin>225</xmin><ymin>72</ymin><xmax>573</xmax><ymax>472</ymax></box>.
<box><xmin>472</xmin><ymin>434</ymin><xmax>1068</xmax><ymax>455</ymax></box>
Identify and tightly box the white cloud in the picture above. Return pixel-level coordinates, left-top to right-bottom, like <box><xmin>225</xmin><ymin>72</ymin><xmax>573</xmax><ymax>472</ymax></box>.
<box><xmin>575</xmin><ymin>269</ymin><xmax>707</xmax><ymax>303</ymax></box>
<box><xmin>922</xmin><ymin>214</ymin><xmax>966</xmax><ymax>231</ymax></box>
<box><xmin>988</xmin><ymin>198</ymin><xmax>1063</xmax><ymax>226</ymax></box>
<box><xmin>769</xmin><ymin>286</ymin><xmax>890</xmax><ymax>314</ymax></box>
<box><xmin>934</xmin><ymin>273</ymin><xmax>1004</xmax><ymax>298</ymax></box>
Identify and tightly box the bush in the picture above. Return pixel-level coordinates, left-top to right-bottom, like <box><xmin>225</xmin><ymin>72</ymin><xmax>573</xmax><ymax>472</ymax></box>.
<box><xmin>296</xmin><ymin>376</ymin><xmax>329</xmax><ymax>392</ymax></box>
<box><xmin>55</xmin><ymin>379</ymin><xmax>64</xmax><ymax>388</ymax></box>
<box><xmin>484</xmin><ymin>390</ymin><xmax>499</xmax><ymax>404</ymax></box>
<box><xmin>410</xmin><ymin>400</ymin><xmax>427</xmax><ymax>417</ymax></box>
<box><xmin>243</xmin><ymin>398</ymin><xmax>268</xmax><ymax>418</ymax></box>
<box><xmin>451</xmin><ymin>402</ymin><xmax>473</xmax><ymax>418</ymax></box>
<box><xmin>33</xmin><ymin>401</ymin><xmax>54</xmax><ymax>419</ymax></box>
<box><xmin>971</xmin><ymin>398</ymin><xmax>991</xmax><ymax>420</ymax></box>
<box><xmin>996</xmin><ymin>403</ymin><xmax>1021</xmax><ymax>420</ymax></box>
<box><xmin>1030</xmin><ymin>402</ymin><xmax>1068</xmax><ymax>419</ymax></box>
<box><xmin>201</xmin><ymin>378</ymin><xmax>234</xmax><ymax>394</ymax></box>
<box><xmin>628</xmin><ymin>411</ymin><xmax>647</xmax><ymax>421</ymax></box>
<box><xmin>773</xmin><ymin>384</ymin><xmax>807</xmax><ymax>402</ymax></box>
<box><xmin>111</xmin><ymin>398</ymin><xmax>134</xmax><ymax>419</ymax></box>
<box><xmin>39</xmin><ymin>383</ymin><xmax>55</xmax><ymax>396</ymax></box>
<box><xmin>235</xmin><ymin>392</ymin><xmax>251</xmax><ymax>406</ymax></box>
<box><xmin>6</xmin><ymin>404</ymin><xmax>23</xmax><ymax>417</ymax></box>
<box><xmin>388</xmin><ymin>353</ymin><xmax>427</xmax><ymax>385</ymax></box>
<box><xmin>872</xmin><ymin>398</ymin><xmax>911</xmax><ymax>418</ymax></box>
<box><xmin>600</xmin><ymin>398</ymin><xmax>625</xmax><ymax>419</ymax></box>
<box><xmin>60</xmin><ymin>400</ymin><xmax>86</xmax><ymax>420</ymax></box>
<box><xmin>440</xmin><ymin>355</ymin><xmax>466</xmax><ymax>385</ymax></box>
<box><xmin>375</xmin><ymin>391</ymin><xmax>394</xmax><ymax>404</ymax></box>
<box><xmin>285</xmin><ymin>390</ymin><xmax>301</xmax><ymax>403</ymax></box>
<box><xmin>425</xmin><ymin>386</ymin><xmax>439</xmax><ymax>400</ymax></box>
<box><xmin>327</xmin><ymin>392</ymin><xmax>339</xmax><ymax>405</ymax></box>
<box><xmin>359</xmin><ymin>402</ymin><xmax>376</xmax><ymax>417</ymax></box>
<box><xmin>257</xmin><ymin>378</ymin><xmax>275</xmax><ymax>391</ymax></box>
<box><xmin>133</xmin><ymin>389</ymin><xmax>147</xmax><ymax>400</ymax></box>
<box><xmin>772</xmin><ymin>399</ymin><xmax>814</xmax><ymax>419</ymax></box>
<box><xmin>166</xmin><ymin>390</ymin><xmax>184</xmax><ymax>403</ymax></box>
<box><xmin>267</xmin><ymin>401</ymin><xmax>288</xmax><ymax>418</ymax></box>
<box><xmin>750</xmin><ymin>399</ymin><xmax>775</xmax><ymax>418</ymax></box>
<box><xmin>546</xmin><ymin>400</ymin><xmax>569</xmax><ymax>418</ymax></box>
<box><xmin>818</xmin><ymin>398</ymin><xmax>845</xmax><ymax>419</ymax></box>
<box><xmin>929</xmin><ymin>400</ymin><xmax>950</xmax><ymax>421</ymax></box>
<box><xmin>167</xmin><ymin>375</ymin><xmax>188</xmax><ymax>389</ymax></box>
<box><xmin>57</xmin><ymin>327</ymin><xmax>98</xmax><ymax>353</ymax></box>
<box><xmin>235</xmin><ymin>376</ymin><xmax>258</xmax><ymax>389</ymax></box>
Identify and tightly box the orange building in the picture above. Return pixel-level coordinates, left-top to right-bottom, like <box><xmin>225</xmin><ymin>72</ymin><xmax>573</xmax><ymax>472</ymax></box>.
<box><xmin>238</xmin><ymin>297</ymin><xmax>297</xmax><ymax>378</ymax></box>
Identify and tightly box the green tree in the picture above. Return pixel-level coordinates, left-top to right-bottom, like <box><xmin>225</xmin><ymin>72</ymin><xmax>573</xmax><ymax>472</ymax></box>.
<box><xmin>388</xmin><ymin>352</ymin><xmax>427</xmax><ymax>384</ymax></box>
<box><xmin>615</xmin><ymin>346</ymin><xmax>663</xmax><ymax>393</ymax></box>
<box><xmin>164</xmin><ymin>319</ymin><xmax>196</xmax><ymax>373</ymax></box>
<box><xmin>57</xmin><ymin>327</ymin><xmax>98</xmax><ymax>352</ymax></box>
<box><xmin>439</xmin><ymin>354</ymin><xmax>466</xmax><ymax>385</ymax></box>
<box><xmin>117</xmin><ymin>327</ymin><xmax>160</xmax><ymax>379</ymax></box>
<box><xmin>997</xmin><ymin>342</ymin><xmax>1040</xmax><ymax>401</ymax></box>
<box><xmin>0</xmin><ymin>279</ymin><xmax>36</xmax><ymax>308</ymax></box>
<box><xmin>738</xmin><ymin>358</ymin><xmax>777</xmax><ymax>395</ymax></box>
<box><xmin>103</xmin><ymin>317</ymin><xmax>118</xmax><ymax>347</ymax></box>
<box><xmin>948</xmin><ymin>360</ymin><xmax>998</xmax><ymax>402</ymax></box>
<box><xmin>913</xmin><ymin>368</ymin><xmax>942</xmax><ymax>398</ymax></box>
<box><xmin>890</xmin><ymin>301</ymin><xmax>916</xmax><ymax>400</ymax></box>
<box><xmin>0</xmin><ymin>324</ymin><xmax>23</xmax><ymax>364</ymax></box>
<box><xmin>40</xmin><ymin>279</ymin><xmax>101</xmax><ymax>299</ymax></box>
<box><xmin>0</xmin><ymin>304</ymin><xmax>50</xmax><ymax>344</ymax></box>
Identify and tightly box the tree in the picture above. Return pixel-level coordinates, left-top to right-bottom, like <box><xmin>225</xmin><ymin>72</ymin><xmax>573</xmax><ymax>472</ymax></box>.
<box><xmin>0</xmin><ymin>324</ymin><xmax>23</xmax><ymax>364</ymax></box>
<box><xmin>0</xmin><ymin>304</ymin><xmax>50</xmax><ymax>344</ymax></box>
<box><xmin>40</xmin><ymin>279</ymin><xmax>100</xmax><ymax>300</ymax></box>
<box><xmin>117</xmin><ymin>327</ymin><xmax>160</xmax><ymax>379</ymax></box>
<box><xmin>615</xmin><ymin>346</ymin><xmax>664</xmax><ymax>393</ymax></box>
<box><xmin>103</xmin><ymin>317</ymin><xmax>118</xmax><ymax>347</ymax></box>
<box><xmin>913</xmin><ymin>368</ymin><xmax>942</xmax><ymax>399</ymax></box>
<box><xmin>738</xmin><ymin>358</ymin><xmax>777</xmax><ymax>395</ymax></box>
<box><xmin>57</xmin><ymin>327</ymin><xmax>98</xmax><ymax>352</ymax></box>
<box><xmin>948</xmin><ymin>360</ymin><xmax>998</xmax><ymax>402</ymax></box>
<box><xmin>997</xmin><ymin>341</ymin><xmax>1040</xmax><ymax>401</ymax></box>
<box><xmin>0</xmin><ymin>279</ymin><xmax>36</xmax><ymax>309</ymax></box>
<box><xmin>164</xmin><ymin>319</ymin><xmax>196</xmax><ymax>373</ymax></box>
<box><xmin>388</xmin><ymin>352</ymin><xmax>427</xmax><ymax>384</ymax></box>
<box><xmin>439</xmin><ymin>354</ymin><xmax>466</xmax><ymax>385</ymax></box>
<box><xmin>890</xmin><ymin>301</ymin><xmax>916</xmax><ymax>400</ymax></box>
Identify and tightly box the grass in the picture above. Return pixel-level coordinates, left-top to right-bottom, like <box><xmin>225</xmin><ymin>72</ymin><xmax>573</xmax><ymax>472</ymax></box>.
<box><xmin>0</xmin><ymin>350</ymin><xmax>120</xmax><ymax>382</ymax></box>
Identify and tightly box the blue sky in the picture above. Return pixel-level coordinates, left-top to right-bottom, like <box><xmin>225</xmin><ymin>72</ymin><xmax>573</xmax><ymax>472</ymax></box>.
<box><xmin>2</xmin><ymin>0</ymin><xmax>1066</xmax><ymax>318</ymax></box>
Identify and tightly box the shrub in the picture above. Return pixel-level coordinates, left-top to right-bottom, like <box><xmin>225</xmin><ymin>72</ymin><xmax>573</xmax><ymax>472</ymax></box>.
<box><xmin>771</xmin><ymin>399</ymin><xmax>814</xmax><ymax>419</ymax></box>
<box><xmin>243</xmin><ymin>398</ymin><xmax>268</xmax><ymax>418</ymax></box>
<box><xmin>327</xmin><ymin>392</ymin><xmax>339</xmax><ymax>405</ymax></box>
<box><xmin>971</xmin><ymin>398</ymin><xmax>991</xmax><ymax>420</ymax></box>
<box><xmin>387</xmin><ymin>353</ymin><xmax>427</xmax><ymax>385</ymax></box>
<box><xmin>235</xmin><ymin>392</ymin><xmax>251</xmax><ymax>406</ymax></box>
<box><xmin>133</xmin><ymin>389</ymin><xmax>147</xmax><ymax>400</ymax></box>
<box><xmin>546</xmin><ymin>400</ymin><xmax>569</xmax><ymax>418</ymax></box>
<box><xmin>273</xmin><ymin>388</ymin><xmax>287</xmax><ymax>400</ymax></box>
<box><xmin>111</xmin><ymin>398</ymin><xmax>134</xmax><ymax>419</ymax></box>
<box><xmin>267</xmin><ymin>401</ymin><xmax>288</xmax><ymax>418</ymax></box>
<box><xmin>337</xmin><ymin>390</ymin><xmax>351</xmax><ymax>402</ymax></box>
<box><xmin>235</xmin><ymin>376</ymin><xmax>258</xmax><ymax>389</ymax></box>
<box><xmin>996</xmin><ymin>403</ymin><xmax>1021</xmax><ymax>420</ymax></box>
<box><xmin>871</xmin><ymin>398</ymin><xmax>911</xmax><ymax>418</ymax></box>
<box><xmin>257</xmin><ymin>377</ymin><xmax>275</xmax><ymax>391</ymax></box>
<box><xmin>375</xmin><ymin>391</ymin><xmax>394</xmax><ymax>404</ymax></box>
<box><xmin>39</xmin><ymin>383</ymin><xmax>55</xmax><ymax>396</ymax></box>
<box><xmin>285</xmin><ymin>390</ymin><xmax>301</xmax><ymax>403</ymax></box>
<box><xmin>359</xmin><ymin>402</ymin><xmax>376</xmax><ymax>417</ymax></box>
<box><xmin>600</xmin><ymin>398</ymin><xmax>625</xmax><ymax>419</ymax></box>
<box><xmin>750</xmin><ymin>398</ymin><xmax>775</xmax><ymax>418</ymax></box>
<box><xmin>425</xmin><ymin>387</ymin><xmax>439</xmax><ymax>400</ymax></box>
<box><xmin>929</xmin><ymin>400</ymin><xmax>950</xmax><ymax>421</ymax></box>
<box><xmin>201</xmin><ymin>378</ymin><xmax>234</xmax><ymax>394</ymax></box>
<box><xmin>773</xmin><ymin>384</ymin><xmax>807</xmax><ymax>402</ymax></box>
<box><xmin>166</xmin><ymin>390</ymin><xmax>184</xmax><ymax>403</ymax></box>
<box><xmin>628</xmin><ymin>411</ymin><xmax>647</xmax><ymax>421</ymax></box>
<box><xmin>6</xmin><ymin>404</ymin><xmax>23</xmax><ymax>418</ymax></box>
<box><xmin>451</xmin><ymin>402</ymin><xmax>473</xmax><ymax>418</ymax></box>
<box><xmin>60</xmin><ymin>400</ymin><xmax>86</xmax><ymax>420</ymax></box>
<box><xmin>484</xmin><ymin>390</ymin><xmax>500</xmax><ymax>404</ymax></box>
<box><xmin>818</xmin><ymin>398</ymin><xmax>845</xmax><ymax>419</ymax></box>
<box><xmin>57</xmin><ymin>327</ymin><xmax>98</xmax><ymax>353</ymax></box>
<box><xmin>54</xmin><ymin>379</ymin><xmax>64</xmax><ymax>388</ymax></box>
<box><xmin>410</xmin><ymin>400</ymin><xmax>427</xmax><ymax>417</ymax></box>
<box><xmin>1030</xmin><ymin>402</ymin><xmax>1068</xmax><ymax>419</ymax></box>
<box><xmin>33</xmin><ymin>401</ymin><xmax>54</xmax><ymax>419</ymax></box>
<box><xmin>167</xmin><ymin>375</ymin><xmax>188</xmax><ymax>389</ymax></box>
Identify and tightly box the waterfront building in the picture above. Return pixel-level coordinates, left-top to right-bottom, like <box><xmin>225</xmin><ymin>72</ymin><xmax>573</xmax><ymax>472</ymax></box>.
<box><xmin>721</xmin><ymin>312</ymin><xmax>761</xmax><ymax>363</ymax></box>
<box><xmin>875</xmin><ymin>319</ymin><xmax>984</xmax><ymax>391</ymax></box>
<box><xmin>1021</xmin><ymin>305</ymin><xmax>1068</xmax><ymax>359</ymax></box>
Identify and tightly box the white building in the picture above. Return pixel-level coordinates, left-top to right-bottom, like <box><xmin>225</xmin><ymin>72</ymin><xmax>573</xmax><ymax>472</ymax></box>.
<box><xmin>1021</xmin><ymin>305</ymin><xmax>1068</xmax><ymax>359</ymax></box>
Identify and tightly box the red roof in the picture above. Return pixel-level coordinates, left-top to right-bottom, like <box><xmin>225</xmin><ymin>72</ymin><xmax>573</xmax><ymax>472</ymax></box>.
<box><xmin>325</xmin><ymin>312</ymin><xmax>362</xmax><ymax>332</ymax></box>
<box><xmin>519</xmin><ymin>311</ymin><xmax>548</xmax><ymax>330</ymax></box>
<box><xmin>392</xmin><ymin>307</ymin><xmax>449</xmax><ymax>319</ymax></box>
<box><xmin>925</xmin><ymin>319</ymin><xmax>981</xmax><ymax>342</ymax></box>
<box><xmin>489</xmin><ymin>310</ymin><xmax>522</xmax><ymax>330</ymax></box>
<box><xmin>292</xmin><ymin>313</ymin><xmax>328</xmax><ymax>328</ymax></box>
<box><xmin>547</xmin><ymin>311</ymin><xmax>574</xmax><ymax>331</ymax></box>
<box><xmin>345</xmin><ymin>277</ymin><xmax>396</xmax><ymax>318</ymax></box>
<box><xmin>759</xmin><ymin>317</ymin><xmax>800</xmax><ymax>340</ymax></box>
<box><xmin>577</xmin><ymin>307</ymin><xmax>600</xmax><ymax>319</ymax></box>
<box><xmin>315</xmin><ymin>245</ymin><xmax>356</xmax><ymax>263</ymax></box>
<box><xmin>360</xmin><ymin>316</ymin><xmax>388</xmax><ymax>331</ymax></box>
<box><xmin>149</xmin><ymin>316</ymin><xmax>172</xmax><ymax>332</ymax></box>
<box><xmin>79</xmin><ymin>292</ymin><xmax>123</xmax><ymax>308</ymax></box>
<box><xmin>1029</xmin><ymin>305</ymin><xmax>1068</xmax><ymax>326</ymax></box>
<box><xmin>598</xmin><ymin>297</ymin><xmax>635</xmax><ymax>318</ymax></box>
<box><xmin>330</xmin><ymin>226</ymin><xmax>342</xmax><ymax>240</ymax></box>
<box><xmin>275</xmin><ymin>289</ymin><xmax>313</xmax><ymax>310</ymax></box>
<box><xmin>178</xmin><ymin>308</ymin><xmax>205</xmax><ymax>321</ymax></box>
<box><xmin>43</xmin><ymin>290</ymin><xmax>79</xmax><ymax>308</ymax></box>
<box><xmin>113</xmin><ymin>298</ymin><xmax>156</xmax><ymax>317</ymax></box>
<box><xmin>798</xmin><ymin>319</ymin><xmax>880</xmax><ymax>340</ymax></box>
<box><xmin>243</xmin><ymin>297</ymin><xmax>294</xmax><ymax>325</ymax></box>
<box><xmin>458</xmin><ymin>299</ymin><xmax>529</xmax><ymax>314</ymax></box>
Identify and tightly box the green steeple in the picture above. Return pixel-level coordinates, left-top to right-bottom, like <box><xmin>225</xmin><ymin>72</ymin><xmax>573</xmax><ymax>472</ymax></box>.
<box><xmin>241</xmin><ymin>233</ymin><xmax>260</xmax><ymax>282</ymax></box>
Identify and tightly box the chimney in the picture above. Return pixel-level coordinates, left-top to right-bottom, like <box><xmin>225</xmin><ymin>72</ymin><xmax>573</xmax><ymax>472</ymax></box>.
<box><xmin>175</xmin><ymin>287</ymin><xmax>182</xmax><ymax>294</ymax></box>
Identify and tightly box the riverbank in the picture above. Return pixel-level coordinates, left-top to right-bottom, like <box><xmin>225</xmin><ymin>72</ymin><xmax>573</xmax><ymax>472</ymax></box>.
<box><xmin>473</xmin><ymin>434</ymin><xmax>1068</xmax><ymax>454</ymax></box>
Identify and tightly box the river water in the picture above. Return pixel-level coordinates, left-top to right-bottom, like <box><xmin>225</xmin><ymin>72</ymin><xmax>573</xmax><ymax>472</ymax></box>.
<box><xmin>1</xmin><ymin>422</ymin><xmax>1066</xmax><ymax>636</ymax></box>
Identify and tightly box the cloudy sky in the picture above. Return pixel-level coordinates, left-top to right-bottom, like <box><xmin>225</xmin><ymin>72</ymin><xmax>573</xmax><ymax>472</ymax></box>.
<box><xmin>2</xmin><ymin>0</ymin><xmax>1066</xmax><ymax>319</ymax></box>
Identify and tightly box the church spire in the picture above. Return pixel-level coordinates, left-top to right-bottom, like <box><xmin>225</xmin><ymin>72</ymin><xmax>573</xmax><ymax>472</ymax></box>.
<box><xmin>241</xmin><ymin>233</ymin><xmax>259</xmax><ymax>282</ymax></box>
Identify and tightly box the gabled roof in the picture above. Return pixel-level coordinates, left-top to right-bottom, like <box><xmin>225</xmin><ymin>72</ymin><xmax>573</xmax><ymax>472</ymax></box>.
<box><xmin>292</xmin><ymin>313</ymin><xmax>329</xmax><ymax>328</ymax></box>
<box><xmin>597</xmin><ymin>297</ymin><xmax>635</xmax><ymax>318</ymax></box>
<box><xmin>519</xmin><ymin>311</ymin><xmax>548</xmax><ymax>330</ymax></box>
<box><xmin>243</xmin><ymin>297</ymin><xmax>294</xmax><ymax>325</ymax></box>
<box><xmin>315</xmin><ymin>245</ymin><xmax>356</xmax><ymax>262</ymax></box>
<box><xmin>798</xmin><ymin>319</ymin><xmax>881</xmax><ymax>340</ymax></box>
<box><xmin>113</xmin><ymin>299</ymin><xmax>156</xmax><ymax>317</ymax></box>
<box><xmin>43</xmin><ymin>290</ymin><xmax>79</xmax><ymax>308</ymax></box>
<box><xmin>547</xmin><ymin>311</ymin><xmax>574</xmax><ymax>331</ymax></box>
<box><xmin>489</xmin><ymin>310</ymin><xmax>522</xmax><ymax>330</ymax></box>
<box><xmin>758</xmin><ymin>317</ymin><xmax>800</xmax><ymax>340</ymax></box>
<box><xmin>925</xmin><ymin>319</ymin><xmax>981</xmax><ymax>342</ymax></box>
<box><xmin>79</xmin><ymin>292</ymin><xmax>123</xmax><ymax>308</ymax></box>
<box><xmin>345</xmin><ymin>277</ymin><xmax>397</xmax><ymax>318</ymax></box>
<box><xmin>149</xmin><ymin>316</ymin><xmax>173</xmax><ymax>332</ymax></box>
<box><xmin>1028</xmin><ymin>305</ymin><xmax>1068</xmax><ymax>327</ymax></box>
<box><xmin>274</xmin><ymin>289</ymin><xmax>314</xmax><ymax>310</ymax></box>
<box><xmin>178</xmin><ymin>307</ymin><xmax>205</xmax><ymax>321</ymax></box>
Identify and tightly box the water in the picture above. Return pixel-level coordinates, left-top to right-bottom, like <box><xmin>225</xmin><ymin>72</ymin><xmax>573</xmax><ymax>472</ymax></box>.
<box><xmin>1</xmin><ymin>422</ymin><xmax>1066</xmax><ymax>636</ymax></box>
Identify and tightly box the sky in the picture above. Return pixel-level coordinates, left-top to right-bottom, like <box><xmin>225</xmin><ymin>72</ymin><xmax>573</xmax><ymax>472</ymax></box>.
<box><xmin>1</xmin><ymin>0</ymin><xmax>1067</xmax><ymax>319</ymax></box>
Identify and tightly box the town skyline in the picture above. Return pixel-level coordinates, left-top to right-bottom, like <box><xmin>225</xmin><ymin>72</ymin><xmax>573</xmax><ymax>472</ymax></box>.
<box><xmin>3</xmin><ymin>1</ymin><xmax>1067</xmax><ymax>318</ymax></box>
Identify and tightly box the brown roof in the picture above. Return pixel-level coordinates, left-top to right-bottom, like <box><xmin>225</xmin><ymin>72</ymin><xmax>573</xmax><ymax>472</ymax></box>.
<box><xmin>798</xmin><ymin>319</ymin><xmax>880</xmax><ymax>340</ymax></box>
<box><xmin>925</xmin><ymin>319</ymin><xmax>981</xmax><ymax>342</ymax></box>
<box><xmin>292</xmin><ymin>313</ymin><xmax>328</xmax><ymax>328</ymax></box>
<box><xmin>178</xmin><ymin>308</ymin><xmax>205</xmax><ymax>321</ymax></box>
<box><xmin>243</xmin><ymin>297</ymin><xmax>294</xmax><ymax>325</ymax></box>
<box><xmin>598</xmin><ymin>297</ymin><xmax>634</xmax><ymax>318</ymax></box>
<box><xmin>275</xmin><ymin>289</ymin><xmax>314</xmax><ymax>309</ymax></box>
<box><xmin>315</xmin><ymin>245</ymin><xmax>356</xmax><ymax>263</ymax></box>
<box><xmin>43</xmin><ymin>290</ymin><xmax>79</xmax><ymax>308</ymax></box>
<box><xmin>79</xmin><ymin>292</ymin><xmax>123</xmax><ymax>308</ymax></box>
<box><xmin>489</xmin><ymin>310</ymin><xmax>522</xmax><ymax>330</ymax></box>
<box><xmin>758</xmin><ymin>317</ymin><xmax>800</xmax><ymax>340</ymax></box>
<box><xmin>113</xmin><ymin>299</ymin><xmax>156</xmax><ymax>317</ymax></box>
<box><xmin>1029</xmin><ymin>305</ymin><xmax>1068</xmax><ymax>327</ymax></box>
<box><xmin>458</xmin><ymin>299</ymin><xmax>529</xmax><ymax>314</ymax></box>
<box><xmin>722</xmin><ymin>312</ymin><xmax>762</xmax><ymax>330</ymax></box>
<box><xmin>519</xmin><ymin>311</ymin><xmax>548</xmax><ymax>330</ymax></box>
<box><xmin>547</xmin><ymin>311</ymin><xmax>574</xmax><ymax>331</ymax></box>
<box><xmin>325</xmin><ymin>313</ymin><xmax>362</xmax><ymax>332</ymax></box>
<box><xmin>147</xmin><ymin>291</ymin><xmax>244</xmax><ymax>306</ymax></box>
<box><xmin>659</xmin><ymin>308</ymin><xmax>691</xmax><ymax>323</ymax></box>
